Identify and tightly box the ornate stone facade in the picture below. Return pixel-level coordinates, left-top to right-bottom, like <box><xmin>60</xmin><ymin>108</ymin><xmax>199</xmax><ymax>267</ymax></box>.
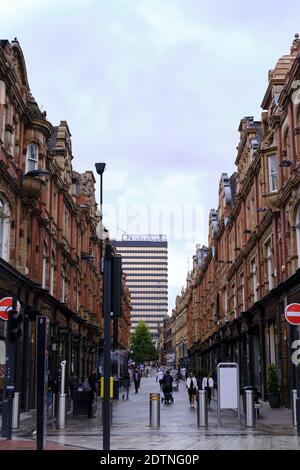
<box><xmin>0</xmin><ymin>39</ymin><xmax>130</xmax><ymax>409</ymax></box>
<box><xmin>164</xmin><ymin>35</ymin><xmax>300</xmax><ymax>406</ymax></box>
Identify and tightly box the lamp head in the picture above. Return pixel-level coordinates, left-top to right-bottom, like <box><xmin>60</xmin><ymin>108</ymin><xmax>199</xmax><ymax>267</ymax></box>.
<box><xmin>95</xmin><ymin>163</ymin><xmax>106</xmax><ymax>175</ymax></box>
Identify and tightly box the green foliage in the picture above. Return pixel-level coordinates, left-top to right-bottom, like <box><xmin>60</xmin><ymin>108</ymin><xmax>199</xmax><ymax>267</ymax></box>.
<box><xmin>267</xmin><ymin>364</ymin><xmax>279</xmax><ymax>395</ymax></box>
<box><xmin>130</xmin><ymin>320</ymin><xmax>158</xmax><ymax>364</ymax></box>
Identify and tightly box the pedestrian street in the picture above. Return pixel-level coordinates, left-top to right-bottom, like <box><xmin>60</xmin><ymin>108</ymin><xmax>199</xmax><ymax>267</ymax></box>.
<box><xmin>12</xmin><ymin>377</ymin><xmax>300</xmax><ymax>450</ymax></box>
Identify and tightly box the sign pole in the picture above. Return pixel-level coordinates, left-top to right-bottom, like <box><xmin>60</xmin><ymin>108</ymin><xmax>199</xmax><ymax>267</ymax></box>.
<box><xmin>103</xmin><ymin>243</ymin><xmax>112</xmax><ymax>451</ymax></box>
<box><xmin>36</xmin><ymin>316</ymin><xmax>49</xmax><ymax>450</ymax></box>
<box><xmin>297</xmin><ymin>325</ymin><xmax>300</xmax><ymax>435</ymax></box>
<box><xmin>2</xmin><ymin>294</ymin><xmax>17</xmax><ymax>440</ymax></box>
<box><xmin>285</xmin><ymin>303</ymin><xmax>300</xmax><ymax>434</ymax></box>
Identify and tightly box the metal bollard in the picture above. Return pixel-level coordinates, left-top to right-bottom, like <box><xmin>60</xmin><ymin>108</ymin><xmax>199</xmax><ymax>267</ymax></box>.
<box><xmin>292</xmin><ymin>389</ymin><xmax>297</xmax><ymax>426</ymax></box>
<box><xmin>57</xmin><ymin>360</ymin><xmax>67</xmax><ymax>429</ymax></box>
<box><xmin>244</xmin><ymin>390</ymin><xmax>255</xmax><ymax>427</ymax></box>
<box><xmin>197</xmin><ymin>390</ymin><xmax>208</xmax><ymax>427</ymax></box>
<box><xmin>12</xmin><ymin>392</ymin><xmax>20</xmax><ymax>429</ymax></box>
<box><xmin>149</xmin><ymin>393</ymin><xmax>160</xmax><ymax>428</ymax></box>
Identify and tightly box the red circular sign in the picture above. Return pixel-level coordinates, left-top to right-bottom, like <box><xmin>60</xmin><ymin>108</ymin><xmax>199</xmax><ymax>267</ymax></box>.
<box><xmin>0</xmin><ymin>297</ymin><xmax>21</xmax><ymax>321</ymax></box>
<box><xmin>285</xmin><ymin>303</ymin><xmax>300</xmax><ymax>326</ymax></box>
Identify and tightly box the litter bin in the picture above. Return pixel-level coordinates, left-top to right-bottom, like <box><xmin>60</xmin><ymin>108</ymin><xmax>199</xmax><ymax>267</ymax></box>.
<box><xmin>242</xmin><ymin>386</ymin><xmax>258</xmax><ymax>415</ymax></box>
<box><xmin>73</xmin><ymin>385</ymin><xmax>89</xmax><ymax>416</ymax></box>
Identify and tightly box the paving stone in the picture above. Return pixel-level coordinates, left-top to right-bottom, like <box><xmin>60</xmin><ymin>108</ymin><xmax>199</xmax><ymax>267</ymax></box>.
<box><xmin>10</xmin><ymin>378</ymin><xmax>300</xmax><ymax>450</ymax></box>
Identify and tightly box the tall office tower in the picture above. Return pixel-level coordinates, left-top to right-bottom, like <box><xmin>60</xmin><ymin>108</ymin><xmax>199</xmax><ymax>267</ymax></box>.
<box><xmin>111</xmin><ymin>235</ymin><xmax>168</xmax><ymax>339</ymax></box>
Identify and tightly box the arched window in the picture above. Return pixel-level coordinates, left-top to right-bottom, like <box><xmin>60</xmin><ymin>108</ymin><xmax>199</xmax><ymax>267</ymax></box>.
<box><xmin>296</xmin><ymin>205</ymin><xmax>300</xmax><ymax>268</ymax></box>
<box><xmin>0</xmin><ymin>196</ymin><xmax>11</xmax><ymax>261</ymax></box>
<box><xmin>26</xmin><ymin>143</ymin><xmax>38</xmax><ymax>172</ymax></box>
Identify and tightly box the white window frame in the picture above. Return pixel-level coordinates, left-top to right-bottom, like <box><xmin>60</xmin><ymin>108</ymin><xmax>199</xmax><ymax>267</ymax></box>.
<box><xmin>232</xmin><ymin>283</ymin><xmax>237</xmax><ymax>319</ymax></box>
<box><xmin>50</xmin><ymin>251</ymin><xmax>55</xmax><ymax>296</ymax></box>
<box><xmin>26</xmin><ymin>143</ymin><xmax>38</xmax><ymax>173</ymax></box>
<box><xmin>268</xmin><ymin>154</ymin><xmax>278</xmax><ymax>193</ymax></box>
<box><xmin>223</xmin><ymin>288</ymin><xmax>228</xmax><ymax>321</ymax></box>
<box><xmin>61</xmin><ymin>267</ymin><xmax>66</xmax><ymax>303</ymax></box>
<box><xmin>42</xmin><ymin>243</ymin><xmax>48</xmax><ymax>289</ymax></box>
<box><xmin>250</xmin><ymin>258</ymin><xmax>257</xmax><ymax>302</ymax></box>
<box><xmin>240</xmin><ymin>273</ymin><xmax>245</xmax><ymax>311</ymax></box>
<box><xmin>0</xmin><ymin>196</ymin><xmax>10</xmax><ymax>262</ymax></box>
<box><xmin>265</xmin><ymin>240</ymin><xmax>273</xmax><ymax>290</ymax></box>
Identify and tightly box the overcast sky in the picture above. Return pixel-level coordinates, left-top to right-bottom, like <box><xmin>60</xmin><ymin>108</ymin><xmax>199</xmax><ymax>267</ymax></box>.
<box><xmin>1</xmin><ymin>0</ymin><xmax>300</xmax><ymax>313</ymax></box>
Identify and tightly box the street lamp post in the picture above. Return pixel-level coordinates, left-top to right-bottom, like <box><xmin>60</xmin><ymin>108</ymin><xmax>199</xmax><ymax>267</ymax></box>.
<box><xmin>95</xmin><ymin>162</ymin><xmax>112</xmax><ymax>451</ymax></box>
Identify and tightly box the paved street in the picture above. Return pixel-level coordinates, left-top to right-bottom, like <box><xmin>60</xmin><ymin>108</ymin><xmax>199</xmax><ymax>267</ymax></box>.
<box><xmin>5</xmin><ymin>377</ymin><xmax>300</xmax><ymax>450</ymax></box>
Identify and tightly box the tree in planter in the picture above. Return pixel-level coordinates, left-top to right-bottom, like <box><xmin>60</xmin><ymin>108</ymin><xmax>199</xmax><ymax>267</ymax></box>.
<box><xmin>130</xmin><ymin>320</ymin><xmax>158</xmax><ymax>365</ymax></box>
<box><xmin>266</xmin><ymin>364</ymin><xmax>281</xmax><ymax>408</ymax></box>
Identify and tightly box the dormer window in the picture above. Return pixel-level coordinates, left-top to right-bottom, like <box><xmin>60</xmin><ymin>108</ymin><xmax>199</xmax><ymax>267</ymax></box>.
<box><xmin>26</xmin><ymin>143</ymin><xmax>38</xmax><ymax>172</ymax></box>
<box><xmin>268</xmin><ymin>154</ymin><xmax>278</xmax><ymax>192</ymax></box>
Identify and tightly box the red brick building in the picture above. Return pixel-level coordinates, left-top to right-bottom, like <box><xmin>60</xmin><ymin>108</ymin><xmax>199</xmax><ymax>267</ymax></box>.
<box><xmin>0</xmin><ymin>39</ymin><xmax>130</xmax><ymax>410</ymax></box>
<box><xmin>179</xmin><ymin>35</ymin><xmax>300</xmax><ymax>407</ymax></box>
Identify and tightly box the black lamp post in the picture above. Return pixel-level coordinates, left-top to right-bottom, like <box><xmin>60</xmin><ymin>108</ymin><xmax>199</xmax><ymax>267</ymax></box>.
<box><xmin>95</xmin><ymin>162</ymin><xmax>111</xmax><ymax>451</ymax></box>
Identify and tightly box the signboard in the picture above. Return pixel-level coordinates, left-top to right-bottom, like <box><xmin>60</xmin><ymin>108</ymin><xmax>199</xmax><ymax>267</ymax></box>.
<box><xmin>219</xmin><ymin>367</ymin><xmax>238</xmax><ymax>409</ymax></box>
<box><xmin>217</xmin><ymin>363</ymin><xmax>240</xmax><ymax>424</ymax></box>
<box><xmin>0</xmin><ymin>297</ymin><xmax>21</xmax><ymax>321</ymax></box>
<box><xmin>285</xmin><ymin>303</ymin><xmax>300</xmax><ymax>326</ymax></box>
<box><xmin>122</xmin><ymin>234</ymin><xmax>167</xmax><ymax>242</ymax></box>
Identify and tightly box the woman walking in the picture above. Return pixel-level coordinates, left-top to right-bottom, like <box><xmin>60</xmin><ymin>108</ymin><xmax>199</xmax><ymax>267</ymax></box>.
<box><xmin>202</xmin><ymin>372</ymin><xmax>214</xmax><ymax>407</ymax></box>
<box><xmin>186</xmin><ymin>371</ymin><xmax>198</xmax><ymax>408</ymax></box>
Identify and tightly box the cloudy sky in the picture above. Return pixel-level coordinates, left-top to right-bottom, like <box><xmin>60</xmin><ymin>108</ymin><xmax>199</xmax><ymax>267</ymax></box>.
<box><xmin>1</xmin><ymin>0</ymin><xmax>300</xmax><ymax>313</ymax></box>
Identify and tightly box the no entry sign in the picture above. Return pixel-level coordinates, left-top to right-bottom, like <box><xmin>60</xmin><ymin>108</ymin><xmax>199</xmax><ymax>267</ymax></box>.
<box><xmin>0</xmin><ymin>297</ymin><xmax>21</xmax><ymax>321</ymax></box>
<box><xmin>285</xmin><ymin>303</ymin><xmax>300</xmax><ymax>326</ymax></box>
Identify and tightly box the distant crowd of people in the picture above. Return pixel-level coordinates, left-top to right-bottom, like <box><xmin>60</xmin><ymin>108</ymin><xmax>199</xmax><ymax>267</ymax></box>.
<box><xmin>156</xmin><ymin>367</ymin><xmax>215</xmax><ymax>408</ymax></box>
<box><xmin>46</xmin><ymin>362</ymin><xmax>216</xmax><ymax>420</ymax></box>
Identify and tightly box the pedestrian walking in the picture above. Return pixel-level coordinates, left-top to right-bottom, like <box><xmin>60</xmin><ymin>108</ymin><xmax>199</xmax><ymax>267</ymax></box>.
<box><xmin>156</xmin><ymin>369</ymin><xmax>164</xmax><ymax>389</ymax></box>
<box><xmin>161</xmin><ymin>370</ymin><xmax>173</xmax><ymax>403</ymax></box>
<box><xmin>69</xmin><ymin>371</ymin><xmax>79</xmax><ymax>401</ymax></box>
<box><xmin>121</xmin><ymin>372</ymin><xmax>130</xmax><ymax>400</ymax></box>
<box><xmin>132</xmin><ymin>368</ymin><xmax>140</xmax><ymax>393</ymax></box>
<box><xmin>87</xmin><ymin>367</ymin><xmax>97</xmax><ymax>418</ymax></box>
<box><xmin>186</xmin><ymin>371</ymin><xmax>198</xmax><ymax>408</ymax></box>
<box><xmin>202</xmin><ymin>372</ymin><xmax>214</xmax><ymax>407</ymax></box>
<box><xmin>47</xmin><ymin>370</ymin><xmax>54</xmax><ymax>411</ymax></box>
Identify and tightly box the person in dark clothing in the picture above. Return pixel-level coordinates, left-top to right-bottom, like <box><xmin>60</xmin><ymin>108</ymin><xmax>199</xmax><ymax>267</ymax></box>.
<box><xmin>202</xmin><ymin>372</ymin><xmax>214</xmax><ymax>407</ymax></box>
<box><xmin>132</xmin><ymin>368</ymin><xmax>140</xmax><ymax>393</ymax></box>
<box><xmin>87</xmin><ymin>368</ymin><xmax>97</xmax><ymax>418</ymax></box>
<box><xmin>121</xmin><ymin>373</ymin><xmax>130</xmax><ymax>399</ymax></box>
<box><xmin>47</xmin><ymin>371</ymin><xmax>54</xmax><ymax>410</ymax></box>
<box><xmin>69</xmin><ymin>371</ymin><xmax>79</xmax><ymax>401</ymax></box>
<box><xmin>162</xmin><ymin>370</ymin><xmax>173</xmax><ymax>403</ymax></box>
